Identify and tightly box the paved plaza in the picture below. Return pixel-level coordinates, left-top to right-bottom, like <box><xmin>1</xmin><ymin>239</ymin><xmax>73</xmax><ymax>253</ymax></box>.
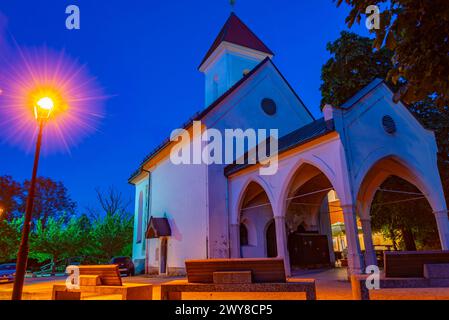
<box><xmin>1</xmin><ymin>268</ymin><xmax>449</xmax><ymax>300</ymax></box>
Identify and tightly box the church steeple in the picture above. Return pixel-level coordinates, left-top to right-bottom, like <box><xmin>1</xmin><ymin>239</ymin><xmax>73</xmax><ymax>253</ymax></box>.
<box><xmin>200</xmin><ymin>13</ymin><xmax>274</xmax><ymax>107</ymax></box>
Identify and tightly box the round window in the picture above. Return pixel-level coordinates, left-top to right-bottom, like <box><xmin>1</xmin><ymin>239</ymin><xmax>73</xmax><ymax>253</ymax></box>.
<box><xmin>261</xmin><ymin>98</ymin><xmax>277</xmax><ymax>116</ymax></box>
<box><xmin>382</xmin><ymin>115</ymin><xmax>396</xmax><ymax>134</ymax></box>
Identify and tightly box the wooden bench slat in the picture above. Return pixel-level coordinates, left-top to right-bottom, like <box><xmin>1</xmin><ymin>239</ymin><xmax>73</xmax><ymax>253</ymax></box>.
<box><xmin>385</xmin><ymin>251</ymin><xmax>449</xmax><ymax>278</ymax></box>
<box><xmin>185</xmin><ymin>258</ymin><xmax>286</xmax><ymax>284</ymax></box>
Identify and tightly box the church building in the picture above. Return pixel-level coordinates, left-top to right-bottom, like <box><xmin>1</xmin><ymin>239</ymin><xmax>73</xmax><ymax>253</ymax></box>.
<box><xmin>128</xmin><ymin>13</ymin><xmax>449</xmax><ymax>276</ymax></box>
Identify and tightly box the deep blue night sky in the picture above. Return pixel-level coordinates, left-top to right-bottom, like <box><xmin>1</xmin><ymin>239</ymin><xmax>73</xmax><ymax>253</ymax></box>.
<box><xmin>0</xmin><ymin>1</ymin><xmax>368</xmax><ymax>212</ymax></box>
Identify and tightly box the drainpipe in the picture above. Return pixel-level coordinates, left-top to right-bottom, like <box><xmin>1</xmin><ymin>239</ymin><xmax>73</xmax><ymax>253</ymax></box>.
<box><xmin>142</xmin><ymin>169</ymin><xmax>151</xmax><ymax>274</ymax></box>
<box><xmin>225</xmin><ymin>178</ymin><xmax>231</xmax><ymax>258</ymax></box>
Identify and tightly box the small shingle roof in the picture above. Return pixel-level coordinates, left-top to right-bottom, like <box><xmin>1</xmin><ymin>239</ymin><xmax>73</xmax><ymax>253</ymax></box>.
<box><xmin>146</xmin><ymin>217</ymin><xmax>172</xmax><ymax>238</ymax></box>
<box><xmin>224</xmin><ymin>118</ymin><xmax>335</xmax><ymax>176</ymax></box>
<box><xmin>199</xmin><ymin>13</ymin><xmax>274</xmax><ymax>69</ymax></box>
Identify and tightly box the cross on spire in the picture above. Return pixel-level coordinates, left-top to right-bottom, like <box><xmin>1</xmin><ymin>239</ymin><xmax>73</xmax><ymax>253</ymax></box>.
<box><xmin>230</xmin><ymin>0</ymin><xmax>236</xmax><ymax>11</ymax></box>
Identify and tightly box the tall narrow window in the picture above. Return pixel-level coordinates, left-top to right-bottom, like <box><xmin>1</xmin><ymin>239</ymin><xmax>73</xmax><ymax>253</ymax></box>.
<box><xmin>240</xmin><ymin>223</ymin><xmax>249</xmax><ymax>246</ymax></box>
<box><xmin>136</xmin><ymin>191</ymin><xmax>143</xmax><ymax>243</ymax></box>
<box><xmin>213</xmin><ymin>74</ymin><xmax>219</xmax><ymax>100</ymax></box>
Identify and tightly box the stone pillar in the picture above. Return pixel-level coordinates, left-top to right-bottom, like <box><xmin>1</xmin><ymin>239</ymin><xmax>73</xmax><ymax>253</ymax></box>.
<box><xmin>360</xmin><ymin>217</ymin><xmax>377</xmax><ymax>267</ymax></box>
<box><xmin>230</xmin><ymin>223</ymin><xmax>240</xmax><ymax>258</ymax></box>
<box><xmin>341</xmin><ymin>204</ymin><xmax>364</xmax><ymax>274</ymax></box>
<box><xmin>320</xmin><ymin>200</ymin><xmax>336</xmax><ymax>265</ymax></box>
<box><xmin>274</xmin><ymin>216</ymin><xmax>291</xmax><ymax>276</ymax></box>
<box><xmin>433</xmin><ymin>210</ymin><xmax>449</xmax><ymax>250</ymax></box>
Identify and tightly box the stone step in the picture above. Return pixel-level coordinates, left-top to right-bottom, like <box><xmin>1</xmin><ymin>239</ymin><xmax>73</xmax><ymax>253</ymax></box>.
<box><xmin>424</xmin><ymin>264</ymin><xmax>449</xmax><ymax>279</ymax></box>
<box><xmin>82</xmin><ymin>294</ymin><xmax>122</xmax><ymax>300</ymax></box>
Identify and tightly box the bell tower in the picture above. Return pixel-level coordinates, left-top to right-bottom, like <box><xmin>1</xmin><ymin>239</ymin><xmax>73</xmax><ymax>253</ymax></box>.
<box><xmin>199</xmin><ymin>13</ymin><xmax>274</xmax><ymax>107</ymax></box>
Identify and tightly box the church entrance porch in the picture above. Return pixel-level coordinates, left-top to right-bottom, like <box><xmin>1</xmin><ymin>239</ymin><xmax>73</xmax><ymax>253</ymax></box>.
<box><xmin>228</xmin><ymin>130</ymin><xmax>449</xmax><ymax>277</ymax></box>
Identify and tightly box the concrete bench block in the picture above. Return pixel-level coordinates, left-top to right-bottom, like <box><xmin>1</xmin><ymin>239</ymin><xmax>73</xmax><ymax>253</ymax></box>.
<box><xmin>52</xmin><ymin>283</ymin><xmax>153</xmax><ymax>300</ymax></box>
<box><xmin>213</xmin><ymin>271</ymin><xmax>252</xmax><ymax>284</ymax></box>
<box><xmin>161</xmin><ymin>279</ymin><xmax>316</xmax><ymax>300</ymax></box>
<box><xmin>424</xmin><ymin>264</ymin><xmax>449</xmax><ymax>279</ymax></box>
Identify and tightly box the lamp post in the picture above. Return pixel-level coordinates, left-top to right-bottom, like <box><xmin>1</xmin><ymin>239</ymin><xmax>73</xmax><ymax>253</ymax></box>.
<box><xmin>11</xmin><ymin>97</ymin><xmax>54</xmax><ymax>300</ymax></box>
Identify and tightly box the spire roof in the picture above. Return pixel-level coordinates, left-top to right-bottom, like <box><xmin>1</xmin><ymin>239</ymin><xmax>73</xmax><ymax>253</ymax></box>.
<box><xmin>199</xmin><ymin>13</ymin><xmax>274</xmax><ymax>68</ymax></box>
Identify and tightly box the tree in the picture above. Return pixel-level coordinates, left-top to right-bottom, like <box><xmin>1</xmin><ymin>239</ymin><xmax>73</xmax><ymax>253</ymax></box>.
<box><xmin>89</xmin><ymin>211</ymin><xmax>133</xmax><ymax>261</ymax></box>
<box><xmin>0</xmin><ymin>176</ymin><xmax>21</xmax><ymax>220</ymax></box>
<box><xmin>320</xmin><ymin>31</ymin><xmax>393</xmax><ymax>107</ymax></box>
<box><xmin>370</xmin><ymin>177</ymin><xmax>440</xmax><ymax>250</ymax></box>
<box><xmin>87</xmin><ymin>187</ymin><xmax>133</xmax><ymax>261</ymax></box>
<box><xmin>336</xmin><ymin>0</ymin><xmax>449</xmax><ymax>107</ymax></box>
<box><xmin>0</xmin><ymin>218</ymin><xmax>23</xmax><ymax>262</ymax></box>
<box><xmin>30</xmin><ymin>216</ymin><xmax>86</xmax><ymax>275</ymax></box>
<box><xmin>19</xmin><ymin>177</ymin><xmax>76</xmax><ymax>228</ymax></box>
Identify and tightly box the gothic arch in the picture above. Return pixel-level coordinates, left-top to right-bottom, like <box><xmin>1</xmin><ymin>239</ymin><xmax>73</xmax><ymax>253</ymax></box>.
<box><xmin>356</xmin><ymin>154</ymin><xmax>442</xmax><ymax>217</ymax></box>
<box><xmin>277</xmin><ymin>159</ymin><xmax>342</xmax><ymax>216</ymax></box>
<box><xmin>233</xmin><ymin>176</ymin><xmax>275</xmax><ymax>225</ymax></box>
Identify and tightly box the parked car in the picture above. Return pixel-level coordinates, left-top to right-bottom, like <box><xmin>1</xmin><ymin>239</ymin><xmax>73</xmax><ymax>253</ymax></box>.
<box><xmin>0</xmin><ymin>263</ymin><xmax>16</xmax><ymax>283</ymax></box>
<box><xmin>110</xmin><ymin>257</ymin><xmax>135</xmax><ymax>276</ymax></box>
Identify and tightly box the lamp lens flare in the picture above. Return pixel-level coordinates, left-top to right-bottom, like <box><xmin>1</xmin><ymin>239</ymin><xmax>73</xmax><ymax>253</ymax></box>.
<box><xmin>0</xmin><ymin>46</ymin><xmax>107</xmax><ymax>153</ymax></box>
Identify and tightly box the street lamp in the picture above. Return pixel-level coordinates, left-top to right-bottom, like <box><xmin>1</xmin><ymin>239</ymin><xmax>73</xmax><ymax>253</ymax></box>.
<box><xmin>11</xmin><ymin>96</ymin><xmax>54</xmax><ymax>300</ymax></box>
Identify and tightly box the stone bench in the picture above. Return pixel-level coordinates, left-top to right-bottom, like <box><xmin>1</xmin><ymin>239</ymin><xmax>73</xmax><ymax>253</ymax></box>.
<box><xmin>384</xmin><ymin>250</ymin><xmax>449</xmax><ymax>278</ymax></box>
<box><xmin>52</xmin><ymin>265</ymin><xmax>152</xmax><ymax>300</ymax></box>
<box><xmin>52</xmin><ymin>282</ymin><xmax>153</xmax><ymax>300</ymax></box>
<box><xmin>352</xmin><ymin>262</ymin><xmax>449</xmax><ymax>300</ymax></box>
<box><xmin>160</xmin><ymin>258</ymin><xmax>316</xmax><ymax>300</ymax></box>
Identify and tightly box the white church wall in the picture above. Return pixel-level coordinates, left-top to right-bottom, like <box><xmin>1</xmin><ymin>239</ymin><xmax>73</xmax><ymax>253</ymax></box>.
<box><xmin>241</xmin><ymin>205</ymin><xmax>273</xmax><ymax>258</ymax></box>
<box><xmin>147</xmin><ymin>143</ymin><xmax>209</xmax><ymax>272</ymax></box>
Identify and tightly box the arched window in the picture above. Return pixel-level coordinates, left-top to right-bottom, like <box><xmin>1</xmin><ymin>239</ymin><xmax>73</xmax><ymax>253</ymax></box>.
<box><xmin>240</xmin><ymin>223</ymin><xmax>249</xmax><ymax>246</ymax></box>
<box><xmin>136</xmin><ymin>191</ymin><xmax>143</xmax><ymax>243</ymax></box>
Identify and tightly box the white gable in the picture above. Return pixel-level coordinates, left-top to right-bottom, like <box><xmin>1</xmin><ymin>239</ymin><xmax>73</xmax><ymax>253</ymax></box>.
<box><xmin>202</xmin><ymin>59</ymin><xmax>314</xmax><ymax>138</ymax></box>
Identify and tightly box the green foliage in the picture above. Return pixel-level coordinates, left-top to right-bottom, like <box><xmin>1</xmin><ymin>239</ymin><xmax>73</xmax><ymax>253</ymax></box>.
<box><xmin>336</xmin><ymin>0</ymin><xmax>449</xmax><ymax>107</ymax></box>
<box><xmin>0</xmin><ymin>177</ymin><xmax>134</xmax><ymax>266</ymax></box>
<box><xmin>320</xmin><ymin>31</ymin><xmax>393</xmax><ymax>107</ymax></box>
<box><xmin>30</xmin><ymin>216</ymin><xmax>87</xmax><ymax>263</ymax></box>
<box><xmin>89</xmin><ymin>211</ymin><xmax>134</xmax><ymax>261</ymax></box>
<box><xmin>370</xmin><ymin>177</ymin><xmax>441</xmax><ymax>250</ymax></box>
<box><xmin>0</xmin><ymin>218</ymin><xmax>23</xmax><ymax>262</ymax></box>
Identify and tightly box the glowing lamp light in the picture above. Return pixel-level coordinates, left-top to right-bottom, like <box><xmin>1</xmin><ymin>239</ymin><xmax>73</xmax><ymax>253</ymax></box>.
<box><xmin>34</xmin><ymin>96</ymin><xmax>55</xmax><ymax>120</ymax></box>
